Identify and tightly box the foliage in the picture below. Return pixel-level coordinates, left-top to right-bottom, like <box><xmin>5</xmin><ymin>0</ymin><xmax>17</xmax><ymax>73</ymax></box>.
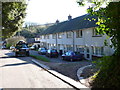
<box><xmin>77</xmin><ymin>0</ymin><xmax>120</xmax><ymax>88</ymax></box>
<box><xmin>30</xmin><ymin>55</ymin><xmax>50</xmax><ymax>62</ymax></box>
<box><xmin>91</xmin><ymin>56</ymin><xmax>120</xmax><ymax>88</ymax></box>
<box><xmin>6</xmin><ymin>36</ymin><xmax>26</xmax><ymax>48</ymax></box>
<box><xmin>2</xmin><ymin>2</ymin><xmax>27</xmax><ymax>38</ymax></box>
<box><xmin>15</xmin><ymin>24</ymin><xmax>49</xmax><ymax>38</ymax></box>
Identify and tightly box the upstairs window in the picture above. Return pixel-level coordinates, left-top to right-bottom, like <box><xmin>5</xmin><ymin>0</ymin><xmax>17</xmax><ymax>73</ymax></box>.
<box><xmin>66</xmin><ymin>32</ymin><xmax>72</xmax><ymax>38</ymax></box>
<box><xmin>58</xmin><ymin>33</ymin><xmax>62</xmax><ymax>39</ymax></box>
<box><xmin>92</xmin><ymin>28</ymin><xmax>102</xmax><ymax>37</ymax></box>
<box><xmin>52</xmin><ymin>34</ymin><xmax>56</xmax><ymax>39</ymax></box>
<box><xmin>76</xmin><ymin>30</ymin><xmax>82</xmax><ymax>38</ymax></box>
<box><xmin>47</xmin><ymin>35</ymin><xmax>49</xmax><ymax>39</ymax></box>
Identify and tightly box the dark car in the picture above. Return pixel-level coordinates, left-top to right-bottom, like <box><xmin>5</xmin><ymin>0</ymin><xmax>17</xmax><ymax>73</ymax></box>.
<box><xmin>46</xmin><ymin>49</ymin><xmax>59</xmax><ymax>58</ymax></box>
<box><xmin>61</xmin><ymin>51</ymin><xmax>83</xmax><ymax>61</ymax></box>
<box><xmin>14</xmin><ymin>40</ymin><xmax>30</xmax><ymax>57</ymax></box>
<box><xmin>38</xmin><ymin>48</ymin><xmax>47</xmax><ymax>55</ymax></box>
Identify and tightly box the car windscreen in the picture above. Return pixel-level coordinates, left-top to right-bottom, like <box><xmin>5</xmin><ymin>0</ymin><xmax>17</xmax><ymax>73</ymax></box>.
<box><xmin>22</xmin><ymin>44</ymin><xmax>28</xmax><ymax>48</ymax></box>
<box><xmin>51</xmin><ymin>50</ymin><xmax>57</xmax><ymax>52</ymax></box>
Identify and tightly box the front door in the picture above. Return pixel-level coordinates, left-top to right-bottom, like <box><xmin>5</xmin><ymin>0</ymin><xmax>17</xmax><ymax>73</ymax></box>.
<box><xmin>85</xmin><ymin>47</ymin><xmax>92</xmax><ymax>60</ymax></box>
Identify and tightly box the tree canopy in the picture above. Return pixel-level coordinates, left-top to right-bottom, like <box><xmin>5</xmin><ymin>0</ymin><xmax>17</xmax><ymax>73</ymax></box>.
<box><xmin>2</xmin><ymin>1</ymin><xmax>27</xmax><ymax>39</ymax></box>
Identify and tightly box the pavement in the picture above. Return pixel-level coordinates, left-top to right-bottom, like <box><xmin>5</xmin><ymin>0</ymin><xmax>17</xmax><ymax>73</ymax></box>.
<box><xmin>32</xmin><ymin>59</ymin><xmax>91</xmax><ymax>89</ymax></box>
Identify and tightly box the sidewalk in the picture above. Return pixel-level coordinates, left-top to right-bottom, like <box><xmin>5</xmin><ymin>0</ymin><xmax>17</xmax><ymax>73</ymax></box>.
<box><xmin>31</xmin><ymin>59</ymin><xmax>88</xmax><ymax>89</ymax></box>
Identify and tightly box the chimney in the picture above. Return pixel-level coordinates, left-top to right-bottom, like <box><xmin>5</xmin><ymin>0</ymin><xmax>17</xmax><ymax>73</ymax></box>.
<box><xmin>56</xmin><ymin>19</ymin><xmax>59</xmax><ymax>24</ymax></box>
<box><xmin>68</xmin><ymin>14</ymin><xmax>72</xmax><ymax>21</ymax></box>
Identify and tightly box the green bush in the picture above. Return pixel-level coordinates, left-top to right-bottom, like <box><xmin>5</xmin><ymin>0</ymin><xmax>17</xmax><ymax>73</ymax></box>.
<box><xmin>30</xmin><ymin>55</ymin><xmax>50</xmax><ymax>62</ymax></box>
<box><xmin>91</xmin><ymin>56</ymin><xmax>120</xmax><ymax>88</ymax></box>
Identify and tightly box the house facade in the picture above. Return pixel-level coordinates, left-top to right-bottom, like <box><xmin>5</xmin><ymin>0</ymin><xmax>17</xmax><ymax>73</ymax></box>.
<box><xmin>39</xmin><ymin>14</ymin><xmax>114</xmax><ymax>60</ymax></box>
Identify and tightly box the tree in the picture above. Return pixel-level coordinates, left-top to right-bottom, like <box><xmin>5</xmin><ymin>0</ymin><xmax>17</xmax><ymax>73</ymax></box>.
<box><xmin>6</xmin><ymin>36</ymin><xmax>26</xmax><ymax>48</ymax></box>
<box><xmin>2</xmin><ymin>1</ymin><xmax>27</xmax><ymax>38</ymax></box>
<box><xmin>77</xmin><ymin>0</ymin><xmax>120</xmax><ymax>88</ymax></box>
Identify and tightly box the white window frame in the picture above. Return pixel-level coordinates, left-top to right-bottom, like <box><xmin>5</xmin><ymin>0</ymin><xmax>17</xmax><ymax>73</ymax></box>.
<box><xmin>58</xmin><ymin>33</ymin><xmax>62</xmax><ymax>39</ymax></box>
<box><xmin>92</xmin><ymin>28</ymin><xmax>102</xmax><ymax>37</ymax></box>
<box><xmin>52</xmin><ymin>34</ymin><xmax>56</xmax><ymax>39</ymax></box>
<box><xmin>92</xmin><ymin>46</ymin><xmax>104</xmax><ymax>56</ymax></box>
<box><xmin>66</xmin><ymin>32</ymin><xmax>72</xmax><ymax>38</ymax></box>
<box><xmin>76</xmin><ymin>30</ymin><xmax>82</xmax><ymax>38</ymax></box>
<box><xmin>76</xmin><ymin>45</ymin><xmax>85</xmax><ymax>54</ymax></box>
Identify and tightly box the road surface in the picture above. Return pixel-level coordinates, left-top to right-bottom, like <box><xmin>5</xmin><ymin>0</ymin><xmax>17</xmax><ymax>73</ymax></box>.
<box><xmin>0</xmin><ymin>50</ymin><xmax>73</xmax><ymax>88</ymax></box>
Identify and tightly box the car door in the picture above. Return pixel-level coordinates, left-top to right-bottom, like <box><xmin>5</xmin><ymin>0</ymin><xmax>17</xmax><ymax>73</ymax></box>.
<box><xmin>65</xmin><ymin>52</ymin><xmax>70</xmax><ymax>60</ymax></box>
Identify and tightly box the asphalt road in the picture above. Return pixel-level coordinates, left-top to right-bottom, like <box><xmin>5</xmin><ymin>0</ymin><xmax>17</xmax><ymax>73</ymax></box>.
<box><xmin>0</xmin><ymin>50</ymin><xmax>73</xmax><ymax>88</ymax></box>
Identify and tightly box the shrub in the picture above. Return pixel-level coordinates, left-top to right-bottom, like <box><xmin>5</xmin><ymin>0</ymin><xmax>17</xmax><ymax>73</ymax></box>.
<box><xmin>91</xmin><ymin>56</ymin><xmax>120</xmax><ymax>88</ymax></box>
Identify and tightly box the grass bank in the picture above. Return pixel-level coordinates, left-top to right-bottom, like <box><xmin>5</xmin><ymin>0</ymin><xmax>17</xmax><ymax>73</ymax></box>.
<box><xmin>30</xmin><ymin>55</ymin><xmax>50</xmax><ymax>62</ymax></box>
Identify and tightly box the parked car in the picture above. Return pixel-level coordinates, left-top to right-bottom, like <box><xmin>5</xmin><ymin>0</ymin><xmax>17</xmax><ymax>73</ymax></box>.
<box><xmin>10</xmin><ymin>45</ymin><xmax>15</xmax><ymax>50</ymax></box>
<box><xmin>61</xmin><ymin>51</ymin><xmax>83</xmax><ymax>61</ymax></box>
<box><xmin>14</xmin><ymin>40</ymin><xmax>30</xmax><ymax>57</ymax></box>
<box><xmin>38</xmin><ymin>48</ymin><xmax>47</xmax><ymax>55</ymax></box>
<box><xmin>30</xmin><ymin>45</ymin><xmax>35</xmax><ymax>50</ymax></box>
<box><xmin>1</xmin><ymin>45</ymin><xmax>6</xmax><ymax>49</ymax></box>
<box><xmin>46</xmin><ymin>49</ymin><xmax>59</xmax><ymax>58</ymax></box>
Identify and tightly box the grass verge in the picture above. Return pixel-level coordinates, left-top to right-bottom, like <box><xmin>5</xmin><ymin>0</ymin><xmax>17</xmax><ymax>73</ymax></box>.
<box><xmin>30</xmin><ymin>55</ymin><xmax>50</xmax><ymax>62</ymax></box>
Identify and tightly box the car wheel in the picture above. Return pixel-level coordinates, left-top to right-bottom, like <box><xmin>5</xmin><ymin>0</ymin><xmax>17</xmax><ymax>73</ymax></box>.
<box><xmin>70</xmin><ymin>59</ymin><xmax>73</xmax><ymax>62</ymax></box>
<box><xmin>61</xmin><ymin>57</ymin><xmax>64</xmax><ymax>60</ymax></box>
<box><xmin>49</xmin><ymin>55</ymin><xmax>52</xmax><ymax>58</ymax></box>
<box><xmin>15</xmin><ymin>52</ymin><xmax>18</xmax><ymax>57</ymax></box>
<box><xmin>26</xmin><ymin>52</ymin><xmax>29</xmax><ymax>56</ymax></box>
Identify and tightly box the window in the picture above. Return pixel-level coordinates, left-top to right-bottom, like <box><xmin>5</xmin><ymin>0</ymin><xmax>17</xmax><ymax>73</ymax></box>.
<box><xmin>47</xmin><ymin>35</ymin><xmax>49</xmax><ymax>39</ymax></box>
<box><xmin>58</xmin><ymin>33</ymin><xmax>62</xmax><ymax>39</ymax></box>
<box><xmin>40</xmin><ymin>36</ymin><xmax>42</xmax><ymax>39</ymax></box>
<box><xmin>66</xmin><ymin>45</ymin><xmax>73</xmax><ymax>51</ymax></box>
<box><xmin>92</xmin><ymin>47</ymin><xmax>104</xmax><ymax>55</ymax></box>
<box><xmin>66</xmin><ymin>32</ymin><xmax>72</xmax><ymax>38</ymax></box>
<box><xmin>52</xmin><ymin>34</ymin><xmax>56</xmax><ymax>39</ymax></box>
<box><xmin>92</xmin><ymin>28</ymin><xmax>102</xmax><ymax>37</ymax></box>
<box><xmin>76</xmin><ymin>45</ymin><xmax>84</xmax><ymax>53</ymax></box>
<box><xmin>44</xmin><ymin>35</ymin><xmax>46</xmax><ymax>39</ymax></box>
<box><xmin>76</xmin><ymin>30</ymin><xmax>82</xmax><ymax>38</ymax></box>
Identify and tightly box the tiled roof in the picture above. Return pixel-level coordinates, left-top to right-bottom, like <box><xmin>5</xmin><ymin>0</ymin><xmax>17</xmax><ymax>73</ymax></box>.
<box><xmin>41</xmin><ymin>14</ymin><xmax>98</xmax><ymax>35</ymax></box>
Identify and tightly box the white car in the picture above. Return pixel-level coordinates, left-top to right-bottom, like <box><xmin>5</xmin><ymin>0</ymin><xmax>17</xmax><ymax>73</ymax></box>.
<box><xmin>30</xmin><ymin>45</ymin><xmax>35</xmax><ymax>50</ymax></box>
<box><xmin>10</xmin><ymin>46</ymin><xmax>15</xmax><ymax>50</ymax></box>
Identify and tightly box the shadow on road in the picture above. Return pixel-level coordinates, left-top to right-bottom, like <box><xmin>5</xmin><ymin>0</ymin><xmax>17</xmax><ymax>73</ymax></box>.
<box><xmin>1</xmin><ymin>62</ymin><xmax>30</xmax><ymax>67</ymax></box>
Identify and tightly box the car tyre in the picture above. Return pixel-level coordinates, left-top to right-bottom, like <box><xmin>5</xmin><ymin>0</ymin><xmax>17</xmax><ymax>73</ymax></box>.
<box><xmin>26</xmin><ymin>52</ymin><xmax>29</xmax><ymax>56</ymax></box>
<box><xmin>70</xmin><ymin>59</ymin><xmax>73</xmax><ymax>62</ymax></box>
<box><xmin>61</xmin><ymin>57</ymin><xmax>64</xmax><ymax>60</ymax></box>
<box><xmin>15</xmin><ymin>52</ymin><xmax>18</xmax><ymax>57</ymax></box>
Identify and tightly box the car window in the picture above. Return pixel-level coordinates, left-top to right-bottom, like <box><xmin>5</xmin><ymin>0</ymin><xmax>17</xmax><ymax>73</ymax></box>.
<box><xmin>22</xmin><ymin>44</ymin><xmax>28</xmax><ymax>48</ymax></box>
<box><xmin>41</xmin><ymin>48</ymin><xmax>46</xmax><ymax>50</ymax></box>
<box><xmin>66</xmin><ymin>52</ymin><xmax>69</xmax><ymax>56</ymax></box>
<box><xmin>71</xmin><ymin>52</ymin><xmax>75</xmax><ymax>55</ymax></box>
<box><xmin>51</xmin><ymin>50</ymin><xmax>57</xmax><ymax>52</ymax></box>
<box><xmin>48</xmin><ymin>50</ymin><xmax>51</xmax><ymax>53</ymax></box>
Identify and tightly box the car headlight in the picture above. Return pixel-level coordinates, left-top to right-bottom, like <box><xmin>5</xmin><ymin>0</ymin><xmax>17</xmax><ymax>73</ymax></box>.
<box><xmin>16</xmin><ymin>49</ymin><xmax>19</xmax><ymax>51</ymax></box>
<box><xmin>26</xmin><ymin>49</ymin><xmax>29</xmax><ymax>51</ymax></box>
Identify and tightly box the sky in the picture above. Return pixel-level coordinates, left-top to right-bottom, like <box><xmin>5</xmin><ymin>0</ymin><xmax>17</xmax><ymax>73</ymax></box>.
<box><xmin>24</xmin><ymin>0</ymin><xmax>89</xmax><ymax>25</ymax></box>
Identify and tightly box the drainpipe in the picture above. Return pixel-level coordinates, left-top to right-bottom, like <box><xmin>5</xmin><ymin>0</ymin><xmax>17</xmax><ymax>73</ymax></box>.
<box><xmin>71</xmin><ymin>31</ymin><xmax>75</xmax><ymax>52</ymax></box>
<box><xmin>56</xmin><ymin>33</ymin><xmax>58</xmax><ymax>50</ymax></box>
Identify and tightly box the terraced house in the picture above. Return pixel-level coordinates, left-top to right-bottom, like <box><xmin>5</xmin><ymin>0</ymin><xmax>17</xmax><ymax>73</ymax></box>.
<box><xmin>39</xmin><ymin>14</ymin><xmax>114</xmax><ymax>60</ymax></box>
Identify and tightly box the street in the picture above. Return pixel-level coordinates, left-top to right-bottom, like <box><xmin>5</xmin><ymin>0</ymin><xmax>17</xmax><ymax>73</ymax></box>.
<box><xmin>0</xmin><ymin>50</ymin><xmax>73</xmax><ymax>88</ymax></box>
